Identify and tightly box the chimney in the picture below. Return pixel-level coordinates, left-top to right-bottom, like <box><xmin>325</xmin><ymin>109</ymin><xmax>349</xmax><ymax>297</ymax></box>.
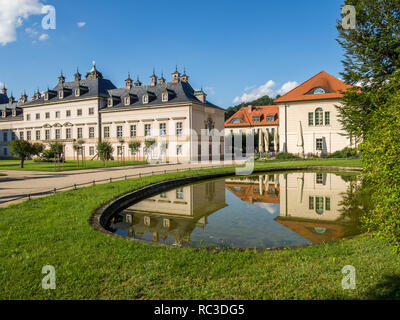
<box><xmin>247</xmin><ymin>105</ymin><xmax>253</xmax><ymax>113</ymax></box>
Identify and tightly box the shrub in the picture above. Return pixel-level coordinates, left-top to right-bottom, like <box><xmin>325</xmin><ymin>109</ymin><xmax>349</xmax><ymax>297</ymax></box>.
<box><xmin>326</xmin><ymin>147</ymin><xmax>359</xmax><ymax>159</ymax></box>
<box><xmin>275</xmin><ymin>152</ymin><xmax>299</xmax><ymax>160</ymax></box>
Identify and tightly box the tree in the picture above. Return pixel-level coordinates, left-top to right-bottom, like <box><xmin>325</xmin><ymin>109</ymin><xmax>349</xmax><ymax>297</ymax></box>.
<box><xmin>96</xmin><ymin>141</ymin><xmax>114</xmax><ymax>166</ymax></box>
<box><xmin>8</xmin><ymin>140</ymin><xmax>44</xmax><ymax>168</ymax></box>
<box><xmin>336</xmin><ymin>0</ymin><xmax>400</xmax><ymax>138</ymax></box>
<box><xmin>336</xmin><ymin>0</ymin><xmax>400</xmax><ymax>252</ymax></box>
<box><xmin>128</xmin><ymin>140</ymin><xmax>141</xmax><ymax>160</ymax></box>
<box><xmin>144</xmin><ymin>139</ymin><xmax>156</xmax><ymax>161</ymax></box>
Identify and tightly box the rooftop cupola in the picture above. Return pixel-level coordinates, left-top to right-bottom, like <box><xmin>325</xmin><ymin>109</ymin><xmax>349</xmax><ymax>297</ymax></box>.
<box><xmin>194</xmin><ymin>87</ymin><xmax>207</xmax><ymax>103</ymax></box>
<box><xmin>86</xmin><ymin>61</ymin><xmax>103</xmax><ymax>80</ymax></box>
<box><xmin>9</xmin><ymin>93</ymin><xmax>15</xmax><ymax>104</ymax></box>
<box><xmin>58</xmin><ymin>70</ymin><xmax>65</xmax><ymax>85</ymax></box>
<box><xmin>134</xmin><ymin>76</ymin><xmax>142</xmax><ymax>87</ymax></box>
<box><xmin>0</xmin><ymin>84</ymin><xmax>6</xmax><ymax>95</ymax></box>
<box><xmin>74</xmin><ymin>68</ymin><xmax>82</xmax><ymax>82</ymax></box>
<box><xmin>150</xmin><ymin>68</ymin><xmax>158</xmax><ymax>87</ymax></box>
<box><xmin>125</xmin><ymin>72</ymin><xmax>133</xmax><ymax>90</ymax></box>
<box><xmin>181</xmin><ymin>67</ymin><xmax>189</xmax><ymax>83</ymax></box>
<box><xmin>33</xmin><ymin>88</ymin><xmax>41</xmax><ymax>101</ymax></box>
<box><xmin>159</xmin><ymin>72</ymin><xmax>166</xmax><ymax>84</ymax></box>
<box><xmin>19</xmin><ymin>91</ymin><xmax>28</xmax><ymax>103</ymax></box>
<box><xmin>172</xmin><ymin>65</ymin><xmax>181</xmax><ymax>84</ymax></box>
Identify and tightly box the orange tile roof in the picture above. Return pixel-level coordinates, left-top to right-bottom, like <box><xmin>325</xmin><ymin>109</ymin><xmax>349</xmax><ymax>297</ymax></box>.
<box><xmin>274</xmin><ymin>71</ymin><xmax>354</xmax><ymax>104</ymax></box>
<box><xmin>225</xmin><ymin>182</ymin><xmax>280</xmax><ymax>204</ymax></box>
<box><xmin>224</xmin><ymin>105</ymin><xmax>279</xmax><ymax>128</ymax></box>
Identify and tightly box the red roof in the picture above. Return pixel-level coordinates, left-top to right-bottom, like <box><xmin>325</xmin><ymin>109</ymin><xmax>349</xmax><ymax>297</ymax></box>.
<box><xmin>225</xmin><ymin>105</ymin><xmax>279</xmax><ymax>128</ymax></box>
<box><xmin>274</xmin><ymin>71</ymin><xmax>353</xmax><ymax>104</ymax></box>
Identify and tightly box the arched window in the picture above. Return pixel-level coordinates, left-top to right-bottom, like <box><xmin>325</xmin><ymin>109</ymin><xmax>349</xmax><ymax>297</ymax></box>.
<box><xmin>315</xmin><ymin>108</ymin><xmax>323</xmax><ymax>125</ymax></box>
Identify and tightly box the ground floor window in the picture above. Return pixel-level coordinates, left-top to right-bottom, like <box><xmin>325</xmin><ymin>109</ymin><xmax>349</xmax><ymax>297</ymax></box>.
<box><xmin>117</xmin><ymin>146</ymin><xmax>123</xmax><ymax>156</ymax></box>
<box><xmin>89</xmin><ymin>146</ymin><xmax>95</xmax><ymax>156</ymax></box>
<box><xmin>66</xmin><ymin>128</ymin><xmax>71</xmax><ymax>139</ymax></box>
<box><xmin>316</xmin><ymin>138</ymin><xmax>323</xmax><ymax>151</ymax></box>
<box><xmin>55</xmin><ymin>129</ymin><xmax>61</xmax><ymax>140</ymax></box>
<box><xmin>27</xmin><ymin>131</ymin><xmax>31</xmax><ymax>141</ymax></box>
<box><xmin>45</xmin><ymin>130</ymin><xmax>50</xmax><ymax>140</ymax></box>
<box><xmin>176</xmin><ymin>188</ymin><xmax>184</xmax><ymax>199</ymax></box>
<box><xmin>36</xmin><ymin>130</ymin><xmax>40</xmax><ymax>140</ymax></box>
<box><xmin>309</xmin><ymin>196</ymin><xmax>314</xmax><ymax>210</ymax></box>
<box><xmin>316</xmin><ymin>197</ymin><xmax>324</xmax><ymax>214</ymax></box>
<box><xmin>176</xmin><ymin>145</ymin><xmax>182</xmax><ymax>155</ymax></box>
<box><xmin>325</xmin><ymin>197</ymin><xmax>331</xmax><ymax>211</ymax></box>
<box><xmin>19</xmin><ymin>132</ymin><xmax>24</xmax><ymax>140</ymax></box>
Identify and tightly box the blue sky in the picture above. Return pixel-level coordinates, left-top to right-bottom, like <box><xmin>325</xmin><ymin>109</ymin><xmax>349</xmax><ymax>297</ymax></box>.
<box><xmin>0</xmin><ymin>0</ymin><xmax>346</xmax><ymax>108</ymax></box>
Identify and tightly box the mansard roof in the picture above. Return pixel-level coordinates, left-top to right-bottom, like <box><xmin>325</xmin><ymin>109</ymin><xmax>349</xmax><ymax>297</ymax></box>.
<box><xmin>24</xmin><ymin>77</ymin><xmax>117</xmax><ymax>106</ymax></box>
<box><xmin>274</xmin><ymin>71</ymin><xmax>354</xmax><ymax>104</ymax></box>
<box><xmin>0</xmin><ymin>92</ymin><xmax>8</xmax><ymax>104</ymax></box>
<box><xmin>225</xmin><ymin>105</ymin><xmax>279</xmax><ymax>128</ymax></box>
<box><xmin>0</xmin><ymin>102</ymin><xmax>24</xmax><ymax>121</ymax></box>
<box><xmin>104</xmin><ymin>81</ymin><xmax>222</xmax><ymax>110</ymax></box>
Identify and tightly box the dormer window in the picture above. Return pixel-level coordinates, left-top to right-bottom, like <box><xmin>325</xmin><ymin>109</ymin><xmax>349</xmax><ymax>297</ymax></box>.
<box><xmin>108</xmin><ymin>98</ymin><xmax>113</xmax><ymax>107</ymax></box>
<box><xmin>231</xmin><ymin>118</ymin><xmax>241</xmax><ymax>124</ymax></box>
<box><xmin>1</xmin><ymin>110</ymin><xmax>5</xmax><ymax>118</ymax></box>
<box><xmin>314</xmin><ymin>88</ymin><xmax>326</xmax><ymax>94</ymax></box>
<box><xmin>124</xmin><ymin>96</ymin><xmax>130</xmax><ymax>106</ymax></box>
<box><xmin>58</xmin><ymin>90</ymin><xmax>64</xmax><ymax>99</ymax></box>
<box><xmin>12</xmin><ymin>109</ymin><xmax>16</xmax><ymax>117</ymax></box>
<box><xmin>44</xmin><ymin>92</ymin><xmax>49</xmax><ymax>101</ymax></box>
<box><xmin>162</xmin><ymin>92</ymin><xmax>168</xmax><ymax>102</ymax></box>
<box><xmin>266</xmin><ymin>115</ymin><xmax>275</xmax><ymax>122</ymax></box>
<box><xmin>75</xmin><ymin>88</ymin><xmax>80</xmax><ymax>97</ymax></box>
<box><xmin>142</xmin><ymin>94</ymin><xmax>149</xmax><ymax>104</ymax></box>
<box><xmin>252</xmin><ymin>117</ymin><xmax>261</xmax><ymax>123</ymax></box>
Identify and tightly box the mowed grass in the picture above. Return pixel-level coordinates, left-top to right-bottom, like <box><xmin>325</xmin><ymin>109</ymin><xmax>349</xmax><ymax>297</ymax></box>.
<box><xmin>0</xmin><ymin>159</ymin><xmax>148</xmax><ymax>172</ymax></box>
<box><xmin>1</xmin><ymin>159</ymin><xmax>399</xmax><ymax>300</ymax></box>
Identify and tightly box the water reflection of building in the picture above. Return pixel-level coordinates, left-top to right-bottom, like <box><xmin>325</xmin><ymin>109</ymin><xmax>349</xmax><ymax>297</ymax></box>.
<box><xmin>122</xmin><ymin>180</ymin><xmax>227</xmax><ymax>245</ymax></box>
<box><xmin>277</xmin><ymin>172</ymin><xmax>354</xmax><ymax>243</ymax></box>
<box><xmin>225</xmin><ymin>174</ymin><xmax>280</xmax><ymax>204</ymax></box>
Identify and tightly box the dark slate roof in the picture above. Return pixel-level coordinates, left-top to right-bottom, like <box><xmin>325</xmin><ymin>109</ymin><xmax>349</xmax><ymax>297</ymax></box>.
<box><xmin>0</xmin><ymin>102</ymin><xmax>23</xmax><ymax>121</ymax></box>
<box><xmin>104</xmin><ymin>81</ymin><xmax>222</xmax><ymax>111</ymax></box>
<box><xmin>0</xmin><ymin>93</ymin><xmax>8</xmax><ymax>104</ymax></box>
<box><xmin>24</xmin><ymin>78</ymin><xmax>116</xmax><ymax>106</ymax></box>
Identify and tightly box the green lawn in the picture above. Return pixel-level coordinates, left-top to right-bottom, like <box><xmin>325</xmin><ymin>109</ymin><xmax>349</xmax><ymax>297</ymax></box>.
<box><xmin>1</xmin><ymin>159</ymin><xmax>399</xmax><ymax>300</ymax></box>
<box><xmin>0</xmin><ymin>159</ymin><xmax>148</xmax><ymax>172</ymax></box>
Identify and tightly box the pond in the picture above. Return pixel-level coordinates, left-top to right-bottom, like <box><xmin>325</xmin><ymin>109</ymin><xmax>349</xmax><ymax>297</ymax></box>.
<box><xmin>105</xmin><ymin>171</ymin><xmax>368</xmax><ymax>249</ymax></box>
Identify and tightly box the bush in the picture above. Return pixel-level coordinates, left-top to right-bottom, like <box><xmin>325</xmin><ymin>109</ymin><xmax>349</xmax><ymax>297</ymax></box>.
<box><xmin>275</xmin><ymin>152</ymin><xmax>299</xmax><ymax>160</ymax></box>
<box><xmin>326</xmin><ymin>147</ymin><xmax>359</xmax><ymax>159</ymax></box>
<box><xmin>360</xmin><ymin>81</ymin><xmax>400</xmax><ymax>254</ymax></box>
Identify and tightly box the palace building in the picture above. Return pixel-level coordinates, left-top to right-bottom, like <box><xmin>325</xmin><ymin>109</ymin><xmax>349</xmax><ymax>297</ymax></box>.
<box><xmin>0</xmin><ymin>64</ymin><xmax>225</xmax><ymax>162</ymax></box>
<box><xmin>224</xmin><ymin>71</ymin><xmax>355</xmax><ymax>156</ymax></box>
<box><xmin>224</xmin><ymin>105</ymin><xmax>279</xmax><ymax>152</ymax></box>
<box><xmin>274</xmin><ymin>71</ymin><xmax>355</xmax><ymax>156</ymax></box>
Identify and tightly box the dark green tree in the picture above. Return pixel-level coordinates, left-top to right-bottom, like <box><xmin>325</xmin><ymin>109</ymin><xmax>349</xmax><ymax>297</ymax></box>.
<box><xmin>336</xmin><ymin>0</ymin><xmax>400</xmax><ymax>138</ymax></box>
<box><xmin>8</xmin><ymin>140</ymin><xmax>44</xmax><ymax>168</ymax></box>
<box><xmin>96</xmin><ymin>141</ymin><xmax>114</xmax><ymax>166</ymax></box>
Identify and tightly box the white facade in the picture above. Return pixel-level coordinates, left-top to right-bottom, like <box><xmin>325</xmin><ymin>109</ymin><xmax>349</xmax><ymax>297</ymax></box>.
<box><xmin>278</xmin><ymin>99</ymin><xmax>352</xmax><ymax>155</ymax></box>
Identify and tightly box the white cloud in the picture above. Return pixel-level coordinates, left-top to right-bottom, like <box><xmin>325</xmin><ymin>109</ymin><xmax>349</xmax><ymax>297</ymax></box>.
<box><xmin>38</xmin><ymin>33</ymin><xmax>48</xmax><ymax>41</ymax></box>
<box><xmin>233</xmin><ymin>80</ymin><xmax>299</xmax><ymax>104</ymax></box>
<box><xmin>0</xmin><ymin>0</ymin><xmax>45</xmax><ymax>45</ymax></box>
<box><xmin>77</xmin><ymin>22</ymin><xmax>86</xmax><ymax>28</ymax></box>
<box><xmin>276</xmin><ymin>81</ymin><xmax>298</xmax><ymax>96</ymax></box>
